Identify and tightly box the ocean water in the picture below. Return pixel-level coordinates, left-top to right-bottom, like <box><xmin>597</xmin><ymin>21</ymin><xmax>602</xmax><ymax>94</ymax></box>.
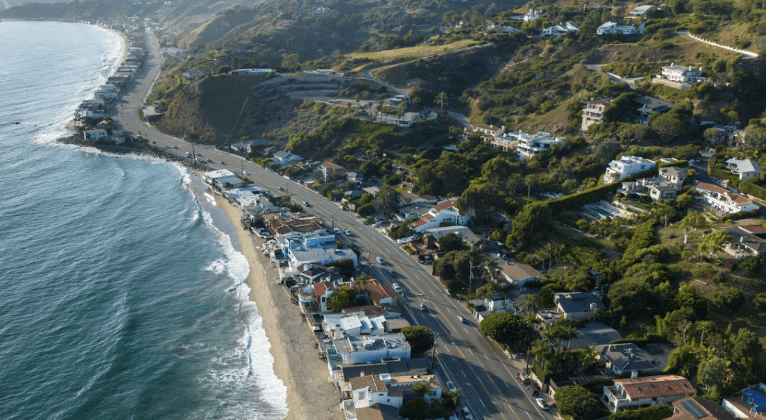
<box><xmin>0</xmin><ymin>21</ymin><xmax>287</xmax><ymax>419</ymax></box>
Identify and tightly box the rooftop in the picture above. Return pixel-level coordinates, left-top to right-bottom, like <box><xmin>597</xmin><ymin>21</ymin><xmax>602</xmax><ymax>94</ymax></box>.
<box><xmin>596</xmin><ymin>343</ymin><xmax>657</xmax><ymax>372</ymax></box>
<box><xmin>613</xmin><ymin>375</ymin><xmax>695</xmax><ymax>400</ymax></box>
<box><xmin>669</xmin><ymin>397</ymin><xmax>737</xmax><ymax>420</ymax></box>
<box><xmin>554</xmin><ymin>292</ymin><xmax>606</xmax><ymax>313</ymax></box>
<box><xmin>334</xmin><ymin>333</ymin><xmax>410</xmax><ymax>354</ymax></box>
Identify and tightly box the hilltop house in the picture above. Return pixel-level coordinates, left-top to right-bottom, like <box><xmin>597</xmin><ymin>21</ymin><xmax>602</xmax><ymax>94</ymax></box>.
<box><xmin>724</xmin><ymin>225</ymin><xmax>766</xmax><ymax>258</ymax></box>
<box><xmin>522</xmin><ymin>9</ymin><xmax>544</xmax><ymax>22</ymax></box>
<box><xmin>619</xmin><ymin>166</ymin><xmax>688</xmax><ymax>201</ymax></box>
<box><xmin>407</xmin><ymin>199</ymin><xmax>473</xmax><ymax>233</ymax></box>
<box><xmin>603</xmin><ymin>155</ymin><xmax>657</xmax><ymax>183</ymax></box>
<box><xmin>629</xmin><ymin>4</ymin><xmax>656</xmax><ymax>18</ymax></box>
<box><xmin>602</xmin><ymin>375</ymin><xmax>695</xmax><ymax>413</ymax></box>
<box><xmin>542</xmin><ymin>22</ymin><xmax>579</xmax><ymax>37</ymax></box>
<box><xmin>661</xmin><ymin>64</ymin><xmax>707</xmax><ymax>84</ymax></box>
<box><xmin>725</xmin><ymin>158</ymin><xmax>762</xmax><ymax>180</ymax></box>
<box><xmin>514</xmin><ymin>132</ymin><xmax>564</xmax><ymax>159</ymax></box>
<box><xmin>376</xmin><ymin>112</ymin><xmax>420</xmax><ymax>127</ymax></box>
<box><xmin>632</xmin><ymin>96</ymin><xmax>674</xmax><ymax>125</ymax></box>
<box><xmin>694</xmin><ymin>182</ymin><xmax>759</xmax><ymax>214</ymax></box>
<box><xmin>597</xmin><ymin>21</ymin><xmax>645</xmax><ymax>35</ymax></box>
<box><xmin>475</xmin><ymin>124</ymin><xmax>506</xmax><ymax>138</ymax></box>
<box><xmin>582</xmin><ymin>98</ymin><xmax>612</xmax><ymax>132</ymax></box>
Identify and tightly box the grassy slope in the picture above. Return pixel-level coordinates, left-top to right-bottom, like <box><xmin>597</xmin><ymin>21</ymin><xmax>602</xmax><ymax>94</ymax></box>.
<box><xmin>347</xmin><ymin>39</ymin><xmax>482</xmax><ymax>63</ymax></box>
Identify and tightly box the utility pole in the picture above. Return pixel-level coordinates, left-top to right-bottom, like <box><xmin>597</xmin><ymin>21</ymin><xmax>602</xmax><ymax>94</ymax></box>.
<box><xmin>431</xmin><ymin>341</ymin><xmax>437</xmax><ymax>368</ymax></box>
<box><xmin>468</xmin><ymin>264</ymin><xmax>475</xmax><ymax>301</ymax></box>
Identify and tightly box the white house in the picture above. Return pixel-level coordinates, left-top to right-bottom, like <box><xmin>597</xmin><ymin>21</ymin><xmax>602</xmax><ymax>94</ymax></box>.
<box><xmin>582</xmin><ymin>98</ymin><xmax>612</xmax><ymax>132</ymax></box>
<box><xmin>661</xmin><ymin>64</ymin><xmax>707</xmax><ymax>84</ymax></box>
<box><xmin>475</xmin><ymin>124</ymin><xmax>506</xmax><ymax>137</ymax></box>
<box><xmin>694</xmin><ymin>182</ymin><xmax>759</xmax><ymax>214</ymax></box>
<box><xmin>272</xmin><ymin>150</ymin><xmax>302</xmax><ymax>166</ymax></box>
<box><xmin>312</xmin><ymin>281</ymin><xmax>336</xmax><ymax>312</ymax></box>
<box><xmin>523</xmin><ymin>9</ymin><xmax>544</xmax><ymax>22</ymax></box>
<box><xmin>603</xmin><ymin>155</ymin><xmax>657</xmax><ymax>183</ymax></box>
<box><xmin>596</xmin><ymin>21</ymin><xmax>645</xmax><ymax>35</ymax></box>
<box><xmin>83</xmin><ymin>129</ymin><xmax>109</xmax><ymax>141</ymax></box>
<box><xmin>602</xmin><ymin>375</ymin><xmax>695</xmax><ymax>413</ymax></box>
<box><xmin>288</xmin><ymin>248</ymin><xmax>358</xmax><ymax>270</ymax></box>
<box><xmin>628</xmin><ymin>4</ymin><xmax>656</xmax><ymax>18</ymax></box>
<box><xmin>725</xmin><ymin>158</ymin><xmax>762</xmax><ymax>180</ymax></box>
<box><xmin>346</xmin><ymin>373</ymin><xmax>442</xmax><ymax>409</ymax></box>
<box><xmin>376</xmin><ymin>112</ymin><xmax>419</xmax><ymax>127</ymax></box>
<box><xmin>407</xmin><ymin>199</ymin><xmax>473</xmax><ymax>233</ymax></box>
<box><xmin>332</xmin><ymin>333</ymin><xmax>411</xmax><ymax>365</ymax></box>
<box><xmin>514</xmin><ymin>132</ymin><xmax>564</xmax><ymax>159</ymax></box>
<box><xmin>542</xmin><ymin>22</ymin><xmax>579</xmax><ymax>37</ymax></box>
<box><xmin>323</xmin><ymin>312</ymin><xmax>388</xmax><ymax>337</ymax></box>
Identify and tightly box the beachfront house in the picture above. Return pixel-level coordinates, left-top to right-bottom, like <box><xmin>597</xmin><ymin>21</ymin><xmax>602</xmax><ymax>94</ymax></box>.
<box><xmin>331</xmin><ymin>333</ymin><xmax>411</xmax><ymax>365</ymax></box>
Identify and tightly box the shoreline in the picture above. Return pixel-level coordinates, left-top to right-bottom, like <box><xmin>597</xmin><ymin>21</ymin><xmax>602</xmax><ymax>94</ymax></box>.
<box><xmin>212</xmin><ymin>192</ymin><xmax>342</xmax><ymax>420</ymax></box>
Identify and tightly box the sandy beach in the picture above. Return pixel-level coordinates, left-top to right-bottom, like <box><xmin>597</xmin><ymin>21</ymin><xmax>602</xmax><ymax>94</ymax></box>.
<box><xmin>212</xmin><ymin>193</ymin><xmax>342</xmax><ymax>420</ymax></box>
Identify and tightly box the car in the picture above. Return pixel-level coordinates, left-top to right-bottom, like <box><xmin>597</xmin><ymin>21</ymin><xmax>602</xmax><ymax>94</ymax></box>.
<box><xmin>536</xmin><ymin>398</ymin><xmax>548</xmax><ymax>410</ymax></box>
<box><xmin>278</xmin><ymin>186</ymin><xmax>283</xmax><ymax>191</ymax></box>
<box><xmin>461</xmin><ymin>406</ymin><xmax>472</xmax><ymax>420</ymax></box>
<box><xmin>420</xmin><ymin>303</ymin><xmax>428</xmax><ymax>312</ymax></box>
<box><xmin>152</xmin><ymin>141</ymin><xmax>156</xmax><ymax>144</ymax></box>
<box><xmin>303</xmin><ymin>201</ymin><xmax>310</xmax><ymax>207</ymax></box>
<box><xmin>458</xmin><ymin>315</ymin><xmax>466</xmax><ymax>323</ymax></box>
<box><xmin>389</xmin><ymin>270</ymin><xmax>396</xmax><ymax>278</ymax></box>
<box><xmin>345</xmin><ymin>229</ymin><xmax>352</xmax><ymax>236</ymax></box>
<box><xmin>531</xmin><ymin>390</ymin><xmax>539</xmax><ymax>397</ymax></box>
<box><xmin>164</xmin><ymin>145</ymin><xmax>170</xmax><ymax>149</ymax></box>
<box><xmin>446</xmin><ymin>381</ymin><xmax>457</xmax><ymax>393</ymax></box>
<box><xmin>392</xmin><ymin>283</ymin><xmax>402</xmax><ymax>293</ymax></box>
<box><xmin>172</xmin><ymin>145</ymin><xmax>178</xmax><ymax>149</ymax></box>
<box><xmin>243</xmin><ymin>171</ymin><xmax>249</xmax><ymax>175</ymax></box>
<box><xmin>334</xmin><ymin>228</ymin><xmax>340</xmax><ymax>234</ymax></box>
<box><xmin>207</xmin><ymin>159</ymin><xmax>213</xmax><ymax>163</ymax></box>
<box><xmin>219</xmin><ymin>161</ymin><xmax>225</xmax><ymax>165</ymax></box>
<box><xmin>376</xmin><ymin>256</ymin><xmax>384</xmax><ymax>264</ymax></box>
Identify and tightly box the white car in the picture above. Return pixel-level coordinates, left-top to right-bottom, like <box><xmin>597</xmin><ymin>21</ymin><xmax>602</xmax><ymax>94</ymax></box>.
<box><xmin>536</xmin><ymin>398</ymin><xmax>548</xmax><ymax>410</ymax></box>
<box><xmin>243</xmin><ymin>171</ymin><xmax>249</xmax><ymax>175</ymax></box>
<box><xmin>345</xmin><ymin>229</ymin><xmax>352</xmax><ymax>236</ymax></box>
<box><xmin>446</xmin><ymin>381</ymin><xmax>458</xmax><ymax>393</ymax></box>
<box><xmin>376</xmin><ymin>256</ymin><xmax>384</xmax><ymax>264</ymax></box>
<box><xmin>392</xmin><ymin>283</ymin><xmax>402</xmax><ymax>293</ymax></box>
<box><xmin>334</xmin><ymin>228</ymin><xmax>340</xmax><ymax>234</ymax></box>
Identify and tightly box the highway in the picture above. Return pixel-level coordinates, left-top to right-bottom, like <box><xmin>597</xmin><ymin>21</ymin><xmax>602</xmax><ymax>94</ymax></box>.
<box><xmin>111</xmin><ymin>30</ymin><xmax>557</xmax><ymax>420</ymax></box>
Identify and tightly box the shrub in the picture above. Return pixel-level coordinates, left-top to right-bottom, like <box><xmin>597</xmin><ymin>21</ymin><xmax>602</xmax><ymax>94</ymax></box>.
<box><xmin>609</xmin><ymin>405</ymin><xmax>673</xmax><ymax>420</ymax></box>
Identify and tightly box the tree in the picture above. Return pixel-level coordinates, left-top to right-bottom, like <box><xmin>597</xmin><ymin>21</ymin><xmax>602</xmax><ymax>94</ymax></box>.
<box><xmin>480</xmin><ymin>313</ymin><xmax>538</xmax><ymax>353</ymax></box>
<box><xmin>401</xmin><ymin>326</ymin><xmax>435</xmax><ymax>354</ymax></box>
<box><xmin>697</xmin><ymin>230</ymin><xmax>730</xmax><ymax>259</ymax></box>
<box><xmin>436</xmin><ymin>91</ymin><xmax>448</xmax><ymax>112</ymax></box>
<box><xmin>554</xmin><ymin>385</ymin><xmax>603</xmax><ymax>420</ymax></box>
<box><xmin>413</xmin><ymin>382</ymin><xmax>431</xmax><ymax>397</ymax></box>
<box><xmin>665</xmin><ymin>343</ymin><xmax>701</xmax><ymax>377</ymax></box>
<box><xmin>713</xmin><ymin>287</ymin><xmax>744</xmax><ymax>312</ymax></box>
<box><xmin>281</xmin><ymin>53</ymin><xmax>300</xmax><ymax>72</ymax></box>
<box><xmin>507</xmin><ymin>202</ymin><xmax>551</xmax><ymax>249</ymax></box>
<box><xmin>524</xmin><ymin>174</ymin><xmax>537</xmax><ymax>205</ymax></box>
<box><xmin>373</xmin><ymin>184</ymin><xmax>398</xmax><ymax>216</ymax></box>
<box><xmin>518</xmin><ymin>294</ymin><xmax>540</xmax><ymax>318</ymax></box>
<box><xmin>396</xmin><ymin>102</ymin><xmax>406</xmax><ymax>118</ymax></box>
<box><xmin>739</xmin><ymin>256</ymin><xmax>765</xmax><ymax>277</ymax></box>
<box><xmin>399</xmin><ymin>398</ymin><xmax>428</xmax><ymax>420</ymax></box>
<box><xmin>754</xmin><ymin>293</ymin><xmax>766</xmax><ymax>312</ymax></box>
<box><xmin>679</xmin><ymin>211</ymin><xmax>707</xmax><ymax>245</ymax></box>
<box><xmin>579</xmin><ymin>345</ymin><xmax>599</xmax><ymax>372</ymax></box>
<box><xmin>697</xmin><ymin>356</ymin><xmax>731</xmax><ymax>392</ymax></box>
<box><xmin>438</xmin><ymin>232</ymin><xmax>464</xmax><ymax>252</ymax></box>
<box><xmin>326</xmin><ymin>286</ymin><xmax>357</xmax><ymax>310</ymax></box>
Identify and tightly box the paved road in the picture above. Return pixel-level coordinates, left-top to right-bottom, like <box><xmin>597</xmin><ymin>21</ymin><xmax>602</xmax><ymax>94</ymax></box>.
<box><xmin>112</xmin><ymin>30</ymin><xmax>555</xmax><ymax>420</ymax></box>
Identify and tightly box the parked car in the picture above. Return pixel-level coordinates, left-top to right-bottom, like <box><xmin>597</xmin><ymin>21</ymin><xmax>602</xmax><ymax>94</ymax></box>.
<box><xmin>392</xmin><ymin>283</ymin><xmax>402</xmax><ymax>293</ymax></box>
<box><xmin>536</xmin><ymin>398</ymin><xmax>548</xmax><ymax>410</ymax></box>
<box><xmin>461</xmin><ymin>406</ymin><xmax>472</xmax><ymax>420</ymax></box>
<box><xmin>446</xmin><ymin>381</ymin><xmax>457</xmax><ymax>393</ymax></box>
<box><xmin>531</xmin><ymin>390</ymin><xmax>539</xmax><ymax>397</ymax></box>
<box><xmin>334</xmin><ymin>228</ymin><xmax>340</xmax><ymax>234</ymax></box>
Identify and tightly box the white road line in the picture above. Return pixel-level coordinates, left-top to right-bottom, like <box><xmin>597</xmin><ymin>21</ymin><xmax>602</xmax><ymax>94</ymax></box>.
<box><xmin>461</xmin><ymin>370</ymin><xmax>467</xmax><ymax>378</ymax></box>
<box><xmin>463</xmin><ymin>327</ymin><xmax>469</xmax><ymax>334</ymax></box>
<box><xmin>527</xmin><ymin>411</ymin><xmax>532</xmax><ymax>418</ymax></box>
<box><xmin>479</xmin><ymin>399</ymin><xmax>486</xmax><ymax>408</ymax></box>
<box><xmin>484</xmin><ymin>353</ymin><xmax>490</xmax><ymax>361</ymax></box>
<box><xmin>504</xmin><ymin>380</ymin><xmax>510</xmax><ymax>388</ymax></box>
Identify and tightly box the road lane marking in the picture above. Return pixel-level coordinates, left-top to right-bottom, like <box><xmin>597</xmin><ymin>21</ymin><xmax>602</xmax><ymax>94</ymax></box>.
<box><xmin>480</xmin><ymin>399</ymin><xmax>486</xmax><ymax>408</ymax></box>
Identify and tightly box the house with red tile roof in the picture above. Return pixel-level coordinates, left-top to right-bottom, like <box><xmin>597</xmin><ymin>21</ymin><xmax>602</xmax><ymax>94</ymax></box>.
<box><xmin>694</xmin><ymin>183</ymin><xmax>759</xmax><ymax>214</ymax></box>
<box><xmin>366</xmin><ymin>280</ymin><xmax>397</xmax><ymax>306</ymax></box>
<box><xmin>407</xmin><ymin>199</ymin><xmax>473</xmax><ymax>233</ymax></box>
<box><xmin>320</xmin><ymin>161</ymin><xmax>348</xmax><ymax>182</ymax></box>
<box><xmin>602</xmin><ymin>375</ymin><xmax>695</xmax><ymax>413</ymax></box>
<box><xmin>312</xmin><ymin>281</ymin><xmax>337</xmax><ymax>312</ymax></box>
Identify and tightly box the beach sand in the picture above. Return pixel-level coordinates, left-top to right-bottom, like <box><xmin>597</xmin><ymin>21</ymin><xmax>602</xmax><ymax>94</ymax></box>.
<box><xmin>213</xmin><ymin>194</ymin><xmax>342</xmax><ymax>420</ymax></box>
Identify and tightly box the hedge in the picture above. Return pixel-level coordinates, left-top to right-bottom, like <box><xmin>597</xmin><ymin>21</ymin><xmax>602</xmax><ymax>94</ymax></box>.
<box><xmin>548</xmin><ymin>168</ymin><xmax>659</xmax><ymax>213</ymax></box>
<box><xmin>738</xmin><ymin>182</ymin><xmax>766</xmax><ymax>201</ymax></box>
<box><xmin>608</xmin><ymin>334</ymin><xmax>666</xmax><ymax>348</ymax></box>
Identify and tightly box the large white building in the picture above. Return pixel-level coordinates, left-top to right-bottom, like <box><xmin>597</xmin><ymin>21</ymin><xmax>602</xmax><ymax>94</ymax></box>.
<box><xmin>661</xmin><ymin>64</ymin><xmax>707</xmax><ymax>84</ymax></box>
<box><xmin>603</xmin><ymin>156</ymin><xmax>657</xmax><ymax>183</ymax></box>
<box><xmin>514</xmin><ymin>132</ymin><xmax>564</xmax><ymax>159</ymax></box>
<box><xmin>694</xmin><ymin>182</ymin><xmax>759</xmax><ymax>214</ymax></box>
<box><xmin>542</xmin><ymin>22</ymin><xmax>579</xmax><ymax>37</ymax></box>
<box><xmin>332</xmin><ymin>333</ymin><xmax>411</xmax><ymax>365</ymax></box>
<box><xmin>407</xmin><ymin>199</ymin><xmax>473</xmax><ymax>233</ymax></box>
<box><xmin>596</xmin><ymin>21</ymin><xmax>645</xmax><ymax>35</ymax></box>
<box><xmin>725</xmin><ymin>158</ymin><xmax>762</xmax><ymax>180</ymax></box>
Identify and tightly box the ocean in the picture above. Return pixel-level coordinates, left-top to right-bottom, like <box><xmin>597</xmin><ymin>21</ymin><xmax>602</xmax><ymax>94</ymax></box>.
<box><xmin>0</xmin><ymin>21</ymin><xmax>287</xmax><ymax>419</ymax></box>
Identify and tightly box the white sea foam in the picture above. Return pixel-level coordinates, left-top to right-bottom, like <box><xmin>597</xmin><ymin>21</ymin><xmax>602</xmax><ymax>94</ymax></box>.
<box><xmin>197</xmin><ymin>197</ymin><xmax>288</xmax><ymax>417</ymax></box>
<box><xmin>203</xmin><ymin>193</ymin><xmax>217</xmax><ymax>205</ymax></box>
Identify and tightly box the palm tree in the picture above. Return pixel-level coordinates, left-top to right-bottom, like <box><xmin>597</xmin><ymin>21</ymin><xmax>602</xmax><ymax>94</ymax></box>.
<box><xmin>524</xmin><ymin>174</ymin><xmax>537</xmax><ymax>205</ymax></box>
<box><xmin>541</xmin><ymin>243</ymin><xmax>554</xmax><ymax>272</ymax></box>
<box><xmin>519</xmin><ymin>294</ymin><xmax>539</xmax><ymax>318</ymax></box>
<box><xmin>436</xmin><ymin>91</ymin><xmax>448</xmax><ymax>112</ymax></box>
<box><xmin>507</xmin><ymin>173</ymin><xmax>522</xmax><ymax>197</ymax></box>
